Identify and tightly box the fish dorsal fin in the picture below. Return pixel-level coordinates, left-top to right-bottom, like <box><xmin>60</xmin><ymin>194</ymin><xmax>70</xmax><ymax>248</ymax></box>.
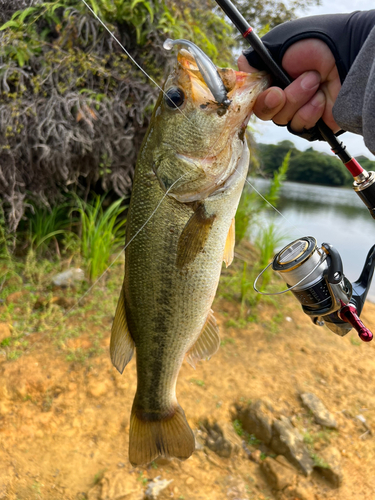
<box><xmin>223</xmin><ymin>218</ymin><xmax>235</xmax><ymax>267</ymax></box>
<box><xmin>176</xmin><ymin>204</ymin><xmax>216</xmax><ymax>269</ymax></box>
<box><xmin>110</xmin><ymin>286</ymin><xmax>135</xmax><ymax>374</ymax></box>
<box><xmin>186</xmin><ymin>310</ymin><xmax>220</xmax><ymax>368</ymax></box>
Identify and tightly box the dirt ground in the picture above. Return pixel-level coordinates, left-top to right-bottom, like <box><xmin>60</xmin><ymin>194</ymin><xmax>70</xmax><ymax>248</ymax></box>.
<box><xmin>1</xmin><ymin>282</ymin><xmax>375</xmax><ymax>499</ymax></box>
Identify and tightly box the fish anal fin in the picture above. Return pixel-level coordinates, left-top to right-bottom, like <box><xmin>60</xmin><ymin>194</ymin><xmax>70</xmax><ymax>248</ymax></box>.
<box><xmin>176</xmin><ymin>204</ymin><xmax>215</xmax><ymax>269</ymax></box>
<box><xmin>186</xmin><ymin>309</ymin><xmax>220</xmax><ymax>368</ymax></box>
<box><xmin>129</xmin><ymin>404</ymin><xmax>195</xmax><ymax>466</ymax></box>
<box><xmin>223</xmin><ymin>218</ymin><xmax>235</xmax><ymax>267</ymax></box>
<box><xmin>110</xmin><ymin>286</ymin><xmax>135</xmax><ymax>374</ymax></box>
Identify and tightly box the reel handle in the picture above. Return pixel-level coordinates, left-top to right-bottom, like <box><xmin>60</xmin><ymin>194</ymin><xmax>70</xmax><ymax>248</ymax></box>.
<box><xmin>339</xmin><ymin>303</ymin><xmax>373</xmax><ymax>342</ymax></box>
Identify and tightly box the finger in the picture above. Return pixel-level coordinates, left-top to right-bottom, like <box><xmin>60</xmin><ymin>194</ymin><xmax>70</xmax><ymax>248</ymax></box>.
<box><xmin>253</xmin><ymin>87</ymin><xmax>286</xmax><ymax>120</ymax></box>
<box><xmin>272</xmin><ymin>71</ymin><xmax>321</xmax><ymax>125</ymax></box>
<box><xmin>237</xmin><ymin>54</ymin><xmax>259</xmax><ymax>73</ymax></box>
<box><xmin>289</xmin><ymin>90</ymin><xmax>326</xmax><ymax>132</ymax></box>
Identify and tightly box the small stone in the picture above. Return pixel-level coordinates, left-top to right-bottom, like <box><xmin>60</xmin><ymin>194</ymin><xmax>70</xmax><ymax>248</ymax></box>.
<box><xmin>186</xmin><ymin>477</ymin><xmax>194</xmax><ymax>485</ymax></box>
<box><xmin>284</xmin><ymin>480</ymin><xmax>315</xmax><ymax>500</ymax></box>
<box><xmin>250</xmin><ymin>449</ymin><xmax>261</xmax><ymax>463</ymax></box>
<box><xmin>314</xmin><ymin>446</ymin><xmax>343</xmax><ymax>487</ymax></box>
<box><xmin>237</xmin><ymin>399</ymin><xmax>274</xmax><ymax>444</ymax></box>
<box><xmin>145</xmin><ymin>476</ymin><xmax>173</xmax><ymax>499</ymax></box>
<box><xmin>88</xmin><ymin>381</ymin><xmax>108</xmax><ymax>398</ymax></box>
<box><xmin>51</xmin><ymin>268</ymin><xmax>85</xmax><ymax>287</ymax></box>
<box><xmin>270</xmin><ymin>416</ymin><xmax>313</xmax><ymax>476</ymax></box>
<box><xmin>261</xmin><ymin>456</ymin><xmax>297</xmax><ymax>490</ymax></box>
<box><xmin>203</xmin><ymin>419</ymin><xmax>242</xmax><ymax>458</ymax></box>
<box><xmin>87</xmin><ymin>470</ymin><xmax>144</xmax><ymax>500</ymax></box>
<box><xmin>300</xmin><ymin>393</ymin><xmax>338</xmax><ymax>429</ymax></box>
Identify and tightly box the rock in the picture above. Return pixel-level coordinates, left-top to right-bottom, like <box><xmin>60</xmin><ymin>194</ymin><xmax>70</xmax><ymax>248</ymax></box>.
<box><xmin>283</xmin><ymin>480</ymin><xmax>315</xmax><ymax>500</ymax></box>
<box><xmin>88</xmin><ymin>381</ymin><xmax>108</xmax><ymax>398</ymax></box>
<box><xmin>237</xmin><ymin>400</ymin><xmax>274</xmax><ymax>444</ymax></box>
<box><xmin>203</xmin><ymin>419</ymin><xmax>242</xmax><ymax>458</ymax></box>
<box><xmin>194</xmin><ymin>429</ymin><xmax>206</xmax><ymax>451</ymax></box>
<box><xmin>145</xmin><ymin>476</ymin><xmax>173</xmax><ymax>499</ymax></box>
<box><xmin>0</xmin><ymin>323</ymin><xmax>10</xmax><ymax>343</ymax></box>
<box><xmin>314</xmin><ymin>446</ymin><xmax>343</xmax><ymax>487</ymax></box>
<box><xmin>270</xmin><ymin>417</ymin><xmax>314</xmax><ymax>476</ymax></box>
<box><xmin>300</xmin><ymin>393</ymin><xmax>338</xmax><ymax>429</ymax></box>
<box><xmin>250</xmin><ymin>449</ymin><xmax>262</xmax><ymax>463</ymax></box>
<box><xmin>261</xmin><ymin>456</ymin><xmax>297</xmax><ymax>490</ymax></box>
<box><xmin>87</xmin><ymin>470</ymin><xmax>144</xmax><ymax>500</ymax></box>
<box><xmin>51</xmin><ymin>268</ymin><xmax>85</xmax><ymax>287</ymax></box>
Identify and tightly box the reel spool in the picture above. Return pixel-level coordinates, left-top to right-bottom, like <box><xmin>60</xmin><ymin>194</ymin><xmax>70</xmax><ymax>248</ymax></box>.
<box><xmin>254</xmin><ymin>236</ymin><xmax>375</xmax><ymax>342</ymax></box>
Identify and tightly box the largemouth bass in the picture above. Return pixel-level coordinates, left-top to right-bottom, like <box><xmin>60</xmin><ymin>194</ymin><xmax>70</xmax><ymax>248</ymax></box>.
<box><xmin>111</xmin><ymin>45</ymin><xmax>267</xmax><ymax>466</ymax></box>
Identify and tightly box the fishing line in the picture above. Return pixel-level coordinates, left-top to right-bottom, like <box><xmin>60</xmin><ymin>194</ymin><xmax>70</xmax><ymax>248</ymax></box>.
<box><xmin>23</xmin><ymin>171</ymin><xmax>189</xmax><ymax>354</ymax></box>
<box><xmin>79</xmin><ymin>0</ymin><xmax>290</xmax><ymax>225</ymax></box>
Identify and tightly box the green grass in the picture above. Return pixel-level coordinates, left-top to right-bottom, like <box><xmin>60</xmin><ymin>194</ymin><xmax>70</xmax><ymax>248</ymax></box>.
<box><xmin>75</xmin><ymin>194</ymin><xmax>127</xmax><ymax>281</ymax></box>
<box><xmin>190</xmin><ymin>378</ymin><xmax>205</xmax><ymax>387</ymax></box>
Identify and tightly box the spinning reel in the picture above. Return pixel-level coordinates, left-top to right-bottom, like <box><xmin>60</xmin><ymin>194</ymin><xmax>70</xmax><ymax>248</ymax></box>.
<box><xmin>255</xmin><ymin>237</ymin><xmax>375</xmax><ymax>342</ymax></box>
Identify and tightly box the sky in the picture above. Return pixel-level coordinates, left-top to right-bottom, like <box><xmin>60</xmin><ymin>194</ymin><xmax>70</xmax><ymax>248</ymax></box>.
<box><xmin>252</xmin><ymin>0</ymin><xmax>375</xmax><ymax>160</ymax></box>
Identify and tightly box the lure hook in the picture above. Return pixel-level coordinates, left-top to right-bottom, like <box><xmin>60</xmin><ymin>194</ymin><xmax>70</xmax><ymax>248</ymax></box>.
<box><xmin>163</xmin><ymin>38</ymin><xmax>231</xmax><ymax>107</ymax></box>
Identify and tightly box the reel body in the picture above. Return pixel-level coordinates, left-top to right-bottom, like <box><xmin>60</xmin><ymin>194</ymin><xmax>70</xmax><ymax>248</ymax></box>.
<box><xmin>264</xmin><ymin>236</ymin><xmax>375</xmax><ymax>342</ymax></box>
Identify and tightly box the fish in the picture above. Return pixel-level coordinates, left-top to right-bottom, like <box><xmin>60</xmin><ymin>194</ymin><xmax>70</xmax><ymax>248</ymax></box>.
<box><xmin>110</xmin><ymin>44</ymin><xmax>268</xmax><ymax>467</ymax></box>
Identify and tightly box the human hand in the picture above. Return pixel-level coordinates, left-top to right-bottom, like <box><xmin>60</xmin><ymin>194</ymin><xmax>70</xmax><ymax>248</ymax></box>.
<box><xmin>238</xmin><ymin>38</ymin><xmax>341</xmax><ymax>134</ymax></box>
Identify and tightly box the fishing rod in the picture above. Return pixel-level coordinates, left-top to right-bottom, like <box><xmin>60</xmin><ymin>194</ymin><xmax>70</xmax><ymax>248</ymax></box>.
<box><xmin>215</xmin><ymin>0</ymin><xmax>375</xmax><ymax>343</ymax></box>
<box><xmin>214</xmin><ymin>0</ymin><xmax>375</xmax><ymax>220</ymax></box>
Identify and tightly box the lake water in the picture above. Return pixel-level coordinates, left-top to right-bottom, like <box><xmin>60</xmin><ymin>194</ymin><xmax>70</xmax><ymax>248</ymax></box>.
<box><xmin>248</xmin><ymin>179</ymin><xmax>375</xmax><ymax>301</ymax></box>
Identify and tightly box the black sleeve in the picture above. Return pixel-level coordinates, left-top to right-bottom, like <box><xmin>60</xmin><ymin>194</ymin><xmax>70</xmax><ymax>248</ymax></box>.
<box><xmin>243</xmin><ymin>10</ymin><xmax>375</xmax><ymax>84</ymax></box>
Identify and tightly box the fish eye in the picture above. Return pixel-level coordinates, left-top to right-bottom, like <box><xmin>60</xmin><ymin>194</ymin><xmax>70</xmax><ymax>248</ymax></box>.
<box><xmin>164</xmin><ymin>87</ymin><xmax>185</xmax><ymax>108</ymax></box>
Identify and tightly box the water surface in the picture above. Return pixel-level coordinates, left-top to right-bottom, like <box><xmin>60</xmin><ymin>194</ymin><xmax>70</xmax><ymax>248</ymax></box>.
<box><xmin>250</xmin><ymin>179</ymin><xmax>375</xmax><ymax>300</ymax></box>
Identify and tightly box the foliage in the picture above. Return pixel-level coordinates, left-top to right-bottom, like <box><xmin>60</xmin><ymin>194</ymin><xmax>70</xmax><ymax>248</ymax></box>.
<box><xmin>232</xmin><ymin>0</ymin><xmax>321</xmax><ymax>32</ymax></box>
<box><xmin>26</xmin><ymin>200</ymin><xmax>72</xmax><ymax>255</ymax></box>
<box><xmin>75</xmin><ymin>195</ymin><xmax>127</xmax><ymax>281</ymax></box>
<box><xmin>0</xmin><ymin>0</ymin><xmax>236</xmax><ymax>231</ymax></box>
<box><xmin>235</xmin><ymin>150</ymin><xmax>290</xmax><ymax>243</ymax></box>
<box><xmin>256</xmin><ymin>142</ymin><xmax>375</xmax><ymax>187</ymax></box>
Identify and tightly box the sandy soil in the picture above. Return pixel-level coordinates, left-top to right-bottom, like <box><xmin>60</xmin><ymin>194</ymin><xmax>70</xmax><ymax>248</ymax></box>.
<box><xmin>1</xmin><ymin>279</ymin><xmax>375</xmax><ymax>499</ymax></box>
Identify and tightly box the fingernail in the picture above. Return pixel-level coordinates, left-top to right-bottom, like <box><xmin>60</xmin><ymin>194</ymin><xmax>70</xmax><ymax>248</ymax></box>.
<box><xmin>301</xmin><ymin>72</ymin><xmax>320</xmax><ymax>90</ymax></box>
<box><xmin>310</xmin><ymin>91</ymin><xmax>325</xmax><ymax>107</ymax></box>
<box><xmin>264</xmin><ymin>89</ymin><xmax>283</xmax><ymax>109</ymax></box>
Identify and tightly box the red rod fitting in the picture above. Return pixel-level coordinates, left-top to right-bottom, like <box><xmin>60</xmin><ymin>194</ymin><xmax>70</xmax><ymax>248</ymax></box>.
<box><xmin>344</xmin><ymin>158</ymin><xmax>364</xmax><ymax>177</ymax></box>
<box><xmin>339</xmin><ymin>303</ymin><xmax>373</xmax><ymax>342</ymax></box>
<box><xmin>243</xmin><ymin>27</ymin><xmax>253</xmax><ymax>37</ymax></box>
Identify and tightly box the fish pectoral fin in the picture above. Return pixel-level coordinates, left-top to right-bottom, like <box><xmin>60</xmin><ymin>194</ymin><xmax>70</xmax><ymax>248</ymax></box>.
<box><xmin>223</xmin><ymin>218</ymin><xmax>235</xmax><ymax>267</ymax></box>
<box><xmin>176</xmin><ymin>204</ymin><xmax>216</xmax><ymax>269</ymax></box>
<box><xmin>186</xmin><ymin>309</ymin><xmax>220</xmax><ymax>368</ymax></box>
<box><xmin>110</xmin><ymin>286</ymin><xmax>135</xmax><ymax>374</ymax></box>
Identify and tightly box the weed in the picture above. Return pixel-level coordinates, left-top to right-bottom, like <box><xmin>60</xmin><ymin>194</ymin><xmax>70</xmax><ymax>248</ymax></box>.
<box><xmin>233</xmin><ymin>419</ymin><xmax>244</xmax><ymax>437</ymax></box>
<box><xmin>247</xmin><ymin>434</ymin><xmax>261</xmax><ymax>446</ymax></box>
<box><xmin>350</xmin><ymin>336</ymin><xmax>361</xmax><ymax>346</ymax></box>
<box><xmin>151</xmin><ymin>461</ymin><xmax>158</xmax><ymax>469</ymax></box>
<box><xmin>220</xmin><ymin>337</ymin><xmax>235</xmax><ymax>347</ymax></box>
<box><xmin>190</xmin><ymin>378</ymin><xmax>205</xmax><ymax>387</ymax></box>
<box><xmin>260</xmin><ymin>452</ymin><xmax>267</xmax><ymax>460</ymax></box>
<box><xmin>75</xmin><ymin>194</ymin><xmax>127</xmax><ymax>281</ymax></box>
<box><xmin>311</xmin><ymin>453</ymin><xmax>330</xmax><ymax>469</ymax></box>
<box><xmin>93</xmin><ymin>469</ymin><xmax>106</xmax><ymax>485</ymax></box>
<box><xmin>137</xmin><ymin>472</ymin><xmax>148</xmax><ymax>486</ymax></box>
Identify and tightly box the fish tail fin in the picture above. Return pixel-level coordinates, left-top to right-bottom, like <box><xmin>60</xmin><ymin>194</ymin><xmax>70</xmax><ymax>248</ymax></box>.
<box><xmin>129</xmin><ymin>403</ymin><xmax>195</xmax><ymax>466</ymax></box>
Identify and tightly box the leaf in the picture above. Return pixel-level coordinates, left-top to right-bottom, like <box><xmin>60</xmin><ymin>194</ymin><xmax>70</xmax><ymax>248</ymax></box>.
<box><xmin>19</xmin><ymin>7</ymin><xmax>37</xmax><ymax>23</ymax></box>
<box><xmin>0</xmin><ymin>20</ymin><xmax>21</xmax><ymax>31</ymax></box>
<box><xmin>16</xmin><ymin>51</ymin><xmax>25</xmax><ymax>67</ymax></box>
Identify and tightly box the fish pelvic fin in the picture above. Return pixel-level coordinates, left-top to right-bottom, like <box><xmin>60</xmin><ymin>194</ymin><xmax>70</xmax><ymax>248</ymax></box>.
<box><xmin>223</xmin><ymin>218</ymin><xmax>235</xmax><ymax>267</ymax></box>
<box><xmin>129</xmin><ymin>404</ymin><xmax>195</xmax><ymax>467</ymax></box>
<box><xmin>186</xmin><ymin>309</ymin><xmax>220</xmax><ymax>369</ymax></box>
<box><xmin>110</xmin><ymin>286</ymin><xmax>135</xmax><ymax>374</ymax></box>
